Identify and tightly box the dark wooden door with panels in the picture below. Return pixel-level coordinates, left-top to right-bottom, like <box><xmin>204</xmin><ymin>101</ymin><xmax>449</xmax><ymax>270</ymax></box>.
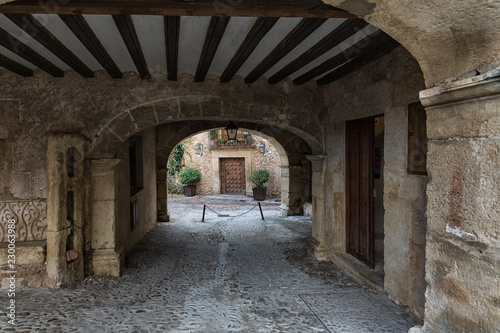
<box><xmin>220</xmin><ymin>158</ymin><xmax>246</xmax><ymax>195</ymax></box>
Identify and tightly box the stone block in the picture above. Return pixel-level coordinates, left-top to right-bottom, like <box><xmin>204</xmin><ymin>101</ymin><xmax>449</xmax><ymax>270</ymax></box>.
<box><xmin>0</xmin><ymin>241</ymin><xmax>46</xmax><ymax>265</ymax></box>
<box><xmin>427</xmin><ymin>138</ymin><xmax>500</xmax><ymax>247</ymax></box>
<box><xmin>427</xmin><ymin>98</ymin><xmax>500</xmax><ymax>139</ymax></box>
<box><xmin>92</xmin><ymin>248</ymin><xmax>123</xmax><ymax>277</ymax></box>
<box><xmin>91</xmin><ymin>176</ymin><xmax>116</xmax><ymax>201</ymax></box>
<box><xmin>91</xmin><ymin>201</ymin><xmax>116</xmax><ymax>249</ymax></box>
<box><xmin>130</xmin><ymin>105</ymin><xmax>158</xmax><ymax>131</ymax></box>
<box><xmin>199</xmin><ymin>97</ymin><xmax>222</xmax><ymax>117</ymax></box>
<box><xmin>107</xmin><ymin>112</ymin><xmax>136</xmax><ymax>141</ymax></box>
<box><xmin>179</xmin><ymin>97</ymin><xmax>202</xmax><ymax>118</ymax></box>
<box><xmin>155</xmin><ymin>100</ymin><xmax>180</xmax><ymax>123</ymax></box>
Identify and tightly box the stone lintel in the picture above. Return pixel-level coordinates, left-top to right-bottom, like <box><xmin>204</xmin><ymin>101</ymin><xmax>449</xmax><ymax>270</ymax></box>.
<box><xmin>420</xmin><ymin>68</ymin><xmax>500</xmax><ymax>108</ymax></box>
<box><xmin>93</xmin><ymin>247</ymin><xmax>124</xmax><ymax>277</ymax></box>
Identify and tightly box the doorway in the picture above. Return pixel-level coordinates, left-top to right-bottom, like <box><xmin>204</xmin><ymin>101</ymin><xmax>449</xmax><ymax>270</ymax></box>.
<box><xmin>220</xmin><ymin>158</ymin><xmax>246</xmax><ymax>195</ymax></box>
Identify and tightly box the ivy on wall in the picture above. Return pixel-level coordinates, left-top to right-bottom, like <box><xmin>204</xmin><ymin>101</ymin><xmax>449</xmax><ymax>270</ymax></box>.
<box><xmin>169</xmin><ymin>143</ymin><xmax>185</xmax><ymax>175</ymax></box>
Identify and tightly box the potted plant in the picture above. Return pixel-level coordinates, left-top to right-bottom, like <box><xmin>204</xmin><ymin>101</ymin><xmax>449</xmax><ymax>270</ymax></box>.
<box><xmin>179</xmin><ymin>167</ymin><xmax>201</xmax><ymax>197</ymax></box>
<box><xmin>249</xmin><ymin>169</ymin><xmax>269</xmax><ymax>201</ymax></box>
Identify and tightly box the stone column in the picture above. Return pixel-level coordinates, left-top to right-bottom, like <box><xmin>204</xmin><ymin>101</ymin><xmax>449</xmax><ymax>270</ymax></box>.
<box><xmin>419</xmin><ymin>70</ymin><xmax>500</xmax><ymax>332</ymax></box>
<box><xmin>157</xmin><ymin>166</ymin><xmax>169</xmax><ymax>222</ymax></box>
<box><xmin>46</xmin><ymin>133</ymin><xmax>86</xmax><ymax>288</ymax></box>
<box><xmin>279</xmin><ymin>165</ymin><xmax>303</xmax><ymax>216</ymax></box>
<box><xmin>306</xmin><ymin>155</ymin><xmax>328</xmax><ymax>260</ymax></box>
<box><xmin>90</xmin><ymin>159</ymin><xmax>124</xmax><ymax>277</ymax></box>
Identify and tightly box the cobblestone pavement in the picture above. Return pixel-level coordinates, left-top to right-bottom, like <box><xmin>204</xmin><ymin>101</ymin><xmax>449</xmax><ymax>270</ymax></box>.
<box><xmin>1</xmin><ymin>196</ymin><xmax>421</xmax><ymax>332</ymax></box>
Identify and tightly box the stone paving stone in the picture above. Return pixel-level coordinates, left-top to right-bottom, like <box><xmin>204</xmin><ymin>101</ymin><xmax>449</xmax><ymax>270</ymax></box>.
<box><xmin>0</xmin><ymin>201</ymin><xmax>421</xmax><ymax>332</ymax></box>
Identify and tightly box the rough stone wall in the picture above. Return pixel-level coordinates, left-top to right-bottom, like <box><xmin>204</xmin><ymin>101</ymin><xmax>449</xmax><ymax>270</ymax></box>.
<box><xmin>0</xmin><ymin>99</ymin><xmax>47</xmax><ymax>242</ymax></box>
<box><xmin>322</xmin><ymin>46</ymin><xmax>427</xmax><ymax>316</ymax></box>
<box><xmin>179</xmin><ymin>132</ymin><xmax>282</xmax><ymax>197</ymax></box>
<box><xmin>0</xmin><ymin>72</ymin><xmax>324</xmax><ymax>246</ymax></box>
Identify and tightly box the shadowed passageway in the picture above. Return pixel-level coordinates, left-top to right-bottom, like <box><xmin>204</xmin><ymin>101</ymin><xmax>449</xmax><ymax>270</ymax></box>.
<box><xmin>4</xmin><ymin>196</ymin><xmax>421</xmax><ymax>332</ymax></box>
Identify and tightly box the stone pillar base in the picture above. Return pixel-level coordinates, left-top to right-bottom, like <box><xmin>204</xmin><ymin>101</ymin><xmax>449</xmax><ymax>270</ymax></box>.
<box><xmin>93</xmin><ymin>248</ymin><xmax>123</xmax><ymax>277</ymax></box>
<box><xmin>158</xmin><ymin>211</ymin><xmax>170</xmax><ymax>222</ymax></box>
<box><xmin>307</xmin><ymin>237</ymin><xmax>328</xmax><ymax>261</ymax></box>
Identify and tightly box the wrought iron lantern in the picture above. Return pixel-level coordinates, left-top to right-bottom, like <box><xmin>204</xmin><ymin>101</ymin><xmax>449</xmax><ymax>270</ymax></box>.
<box><xmin>225</xmin><ymin>121</ymin><xmax>238</xmax><ymax>140</ymax></box>
<box><xmin>258</xmin><ymin>141</ymin><xmax>266</xmax><ymax>154</ymax></box>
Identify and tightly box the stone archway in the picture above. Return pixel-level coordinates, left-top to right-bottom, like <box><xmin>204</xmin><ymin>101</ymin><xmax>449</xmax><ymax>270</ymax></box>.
<box><xmin>156</xmin><ymin>122</ymin><xmax>311</xmax><ymax>221</ymax></box>
<box><xmin>322</xmin><ymin>0</ymin><xmax>500</xmax><ymax>86</ymax></box>
<box><xmin>84</xmin><ymin>97</ymin><xmax>323</xmax><ymax>281</ymax></box>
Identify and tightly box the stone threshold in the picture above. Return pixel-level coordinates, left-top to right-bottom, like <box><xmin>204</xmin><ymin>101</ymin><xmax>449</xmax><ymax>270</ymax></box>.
<box><xmin>329</xmin><ymin>253</ymin><xmax>385</xmax><ymax>294</ymax></box>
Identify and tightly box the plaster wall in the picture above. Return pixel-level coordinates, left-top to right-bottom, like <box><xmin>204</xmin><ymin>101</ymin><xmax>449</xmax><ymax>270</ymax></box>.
<box><xmin>115</xmin><ymin>127</ymin><xmax>157</xmax><ymax>255</ymax></box>
<box><xmin>321</xmin><ymin>46</ymin><xmax>427</xmax><ymax>316</ymax></box>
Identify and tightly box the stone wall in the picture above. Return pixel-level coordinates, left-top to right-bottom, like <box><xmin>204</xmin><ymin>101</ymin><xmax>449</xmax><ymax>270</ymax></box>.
<box><xmin>178</xmin><ymin>132</ymin><xmax>282</xmax><ymax>198</ymax></box>
<box><xmin>320</xmin><ymin>46</ymin><xmax>427</xmax><ymax>317</ymax></box>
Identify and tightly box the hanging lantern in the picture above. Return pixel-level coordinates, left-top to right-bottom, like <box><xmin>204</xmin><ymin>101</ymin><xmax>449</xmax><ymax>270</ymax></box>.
<box><xmin>225</xmin><ymin>121</ymin><xmax>238</xmax><ymax>140</ymax></box>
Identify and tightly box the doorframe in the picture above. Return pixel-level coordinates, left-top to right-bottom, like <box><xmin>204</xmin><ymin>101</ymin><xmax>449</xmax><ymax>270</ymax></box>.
<box><xmin>210</xmin><ymin>147</ymin><xmax>254</xmax><ymax>196</ymax></box>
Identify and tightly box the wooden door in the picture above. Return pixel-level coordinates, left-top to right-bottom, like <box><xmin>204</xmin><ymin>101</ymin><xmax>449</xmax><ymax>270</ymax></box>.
<box><xmin>346</xmin><ymin>118</ymin><xmax>375</xmax><ymax>268</ymax></box>
<box><xmin>220</xmin><ymin>158</ymin><xmax>246</xmax><ymax>195</ymax></box>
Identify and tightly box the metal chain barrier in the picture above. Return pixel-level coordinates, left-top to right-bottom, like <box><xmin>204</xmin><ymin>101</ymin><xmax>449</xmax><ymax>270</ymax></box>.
<box><xmin>202</xmin><ymin>202</ymin><xmax>264</xmax><ymax>221</ymax></box>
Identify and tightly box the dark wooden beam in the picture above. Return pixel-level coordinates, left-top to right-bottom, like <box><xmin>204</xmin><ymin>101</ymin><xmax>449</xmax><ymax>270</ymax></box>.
<box><xmin>244</xmin><ymin>17</ymin><xmax>326</xmax><ymax>84</ymax></box>
<box><xmin>164</xmin><ymin>16</ymin><xmax>180</xmax><ymax>81</ymax></box>
<box><xmin>4</xmin><ymin>13</ymin><xmax>94</xmax><ymax>78</ymax></box>
<box><xmin>0</xmin><ymin>0</ymin><xmax>356</xmax><ymax>18</ymax></box>
<box><xmin>0</xmin><ymin>27</ymin><xmax>63</xmax><ymax>76</ymax></box>
<box><xmin>317</xmin><ymin>33</ymin><xmax>399</xmax><ymax>85</ymax></box>
<box><xmin>112</xmin><ymin>15</ymin><xmax>150</xmax><ymax>79</ymax></box>
<box><xmin>0</xmin><ymin>53</ymin><xmax>33</xmax><ymax>76</ymax></box>
<box><xmin>268</xmin><ymin>19</ymin><xmax>368</xmax><ymax>84</ymax></box>
<box><xmin>221</xmin><ymin>17</ymin><xmax>278</xmax><ymax>82</ymax></box>
<box><xmin>195</xmin><ymin>16</ymin><xmax>230</xmax><ymax>82</ymax></box>
<box><xmin>59</xmin><ymin>14</ymin><xmax>123</xmax><ymax>79</ymax></box>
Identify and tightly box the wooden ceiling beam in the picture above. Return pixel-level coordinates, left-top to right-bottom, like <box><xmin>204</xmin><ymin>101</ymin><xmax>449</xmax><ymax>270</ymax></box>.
<box><xmin>164</xmin><ymin>16</ymin><xmax>180</xmax><ymax>81</ymax></box>
<box><xmin>221</xmin><ymin>17</ymin><xmax>278</xmax><ymax>83</ymax></box>
<box><xmin>0</xmin><ymin>27</ymin><xmax>64</xmax><ymax>76</ymax></box>
<box><xmin>0</xmin><ymin>1</ymin><xmax>356</xmax><ymax>18</ymax></box>
<box><xmin>268</xmin><ymin>18</ymin><xmax>368</xmax><ymax>84</ymax></box>
<box><xmin>317</xmin><ymin>33</ymin><xmax>399</xmax><ymax>85</ymax></box>
<box><xmin>0</xmin><ymin>53</ymin><xmax>33</xmax><ymax>76</ymax></box>
<box><xmin>5</xmin><ymin>13</ymin><xmax>94</xmax><ymax>78</ymax></box>
<box><xmin>195</xmin><ymin>16</ymin><xmax>230</xmax><ymax>82</ymax></box>
<box><xmin>112</xmin><ymin>14</ymin><xmax>150</xmax><ymax>79</ymax></box>
<box><xmin>59</xmin><ymin>14</ymin><xmax>123</xmax><ymax>79</ymax></box>
<box><xmin>244</xmin><ymin>17</ymin><xmax>327</xmax><ymax>84</ymax></box>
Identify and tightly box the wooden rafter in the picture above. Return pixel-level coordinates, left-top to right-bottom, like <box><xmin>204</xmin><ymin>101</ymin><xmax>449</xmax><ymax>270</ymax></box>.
<box><xmin>268</xmin><ymin>19</ymin><xmax>368</xmax><ymax>84</ymax></box>
<box><xmin>59</xmin><ymin>14</ymin><xmax>122</xmax><ymax>79</ymax></box>
<box><xmin>0</xmin><ymin>0</ymin><xmax>356</xmax><ymax>18</ymax></box>
<box><xmin>244</xmin><ymin>18</ymin><xmax>326</xmax><ymax>84</ymax></box>
<box><xmin>164</xmin><ymin>16</ymin><xmax>180</xmax><ymax>81</ymax></box>
<box><xmin>0</xmin><ymin>53</ymin><xmax>32</xmax><ymax>76</ymax></box>
<box><xmin>317</xmin><ymin>33</ymin><xmax>399</xmax><ymax>85</ymax></box>
<box><xmin>221</xmin><ymin>17</ymin><xmax>278</xmax><ymax>83</ymax></box>
<box><xmin>5</xmin><ymin>13</ymin><xmax>94</xmax><ymax>78</ymax></box>
<box><xmin>112</xmin><ymin>15</ymin><xmax>150</xmax><ymax>79</ymax></box>
<box><xmin>0</xmin><ymin>27</ymin><xmax>63</xmax><ymax>77</ymax></box>
<box><xmin>195</xmin><ymin>16</ymin><xmax>230</xmax><ymax>83</ymax></box>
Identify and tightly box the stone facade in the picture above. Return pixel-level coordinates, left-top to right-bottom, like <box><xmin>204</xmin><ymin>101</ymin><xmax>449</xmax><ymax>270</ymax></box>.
<box><xmin>176</xmin><ymin>132</ymin><xmax>282</xmax><ymax>198</ymax></box>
